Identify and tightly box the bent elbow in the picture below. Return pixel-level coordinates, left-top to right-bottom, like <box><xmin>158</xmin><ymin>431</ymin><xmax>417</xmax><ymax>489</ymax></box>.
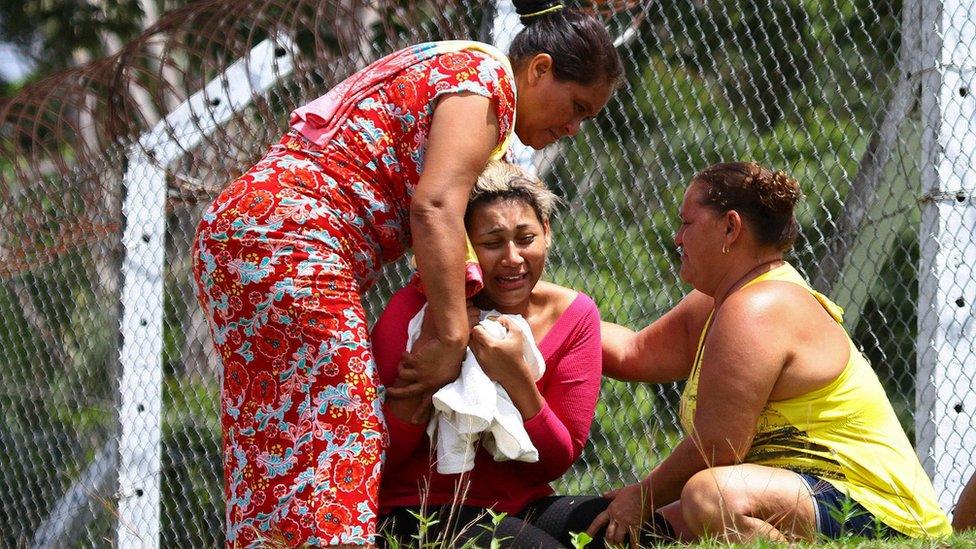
<box><xmin>526</xmin><ymin>453</ymin><xmax>576</xmax><ymax>485</ymax></box>
<box><xmin>410</xmin><ymin>200</ymin><xmax>442</xmax><ymax>225</ymax></box>
<box><xmin>411</xmin><ymin>199</ymin><xmax>460</xmax><ymax>237</ymax></box>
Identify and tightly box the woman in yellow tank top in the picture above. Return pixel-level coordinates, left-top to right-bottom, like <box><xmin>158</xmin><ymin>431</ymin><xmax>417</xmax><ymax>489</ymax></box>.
<box><xmin>589</xmin><ymin>162</ymin><xmax>950</xmax><ymax>545</ymax></box>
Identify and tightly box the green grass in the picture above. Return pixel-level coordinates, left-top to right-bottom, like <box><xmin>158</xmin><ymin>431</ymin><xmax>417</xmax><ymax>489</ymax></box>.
<box><xmin>382</xmin><ymin>531</ymin><xmax>976</xmax><ymax>549</ymax></box>
<box><xmin>377</xmin><ymin>497</ymin><xmax>976</xmax><ymax>549</ymax></box>
<box><xmin>600</xmin><ymin>534</ymin><xmax>976</xmax><ymax>549</ymax></box>
<box><xmin>653</xmin><ymin>530</ymin><xmax>976</xmax><ymax>548</ymax></box>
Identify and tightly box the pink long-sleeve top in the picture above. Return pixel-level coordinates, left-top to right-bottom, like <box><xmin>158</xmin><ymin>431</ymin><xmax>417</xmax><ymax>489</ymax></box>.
<box><xmin>373</xmin><ymin>285</ymin><xmax>602</xmax><ymax>515</ymax></box>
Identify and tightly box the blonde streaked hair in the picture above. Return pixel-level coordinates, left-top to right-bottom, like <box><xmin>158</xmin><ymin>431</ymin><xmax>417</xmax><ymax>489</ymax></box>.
<box><xmin>465</xmin><ymin>161</ymin><xmax>561</xmax><ymax>225</ymax></box>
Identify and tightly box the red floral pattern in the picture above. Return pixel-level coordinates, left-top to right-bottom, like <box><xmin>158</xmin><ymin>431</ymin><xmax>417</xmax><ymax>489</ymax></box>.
<box><xmin>334</xmin><ymin>458</ymin><xmax>367</xmax><ymax>492</ymax></box>
<box><xmin>193</xmin><ymin>47</ymin><xmax>514</xmax><ymax>547</ymax></box>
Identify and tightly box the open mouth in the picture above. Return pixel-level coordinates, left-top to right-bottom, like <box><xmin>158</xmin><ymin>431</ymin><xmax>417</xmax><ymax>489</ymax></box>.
<box><xmin>496</xmin><ymin>272</ymin><xmax>529</xmax><ymax>289</ymax></box>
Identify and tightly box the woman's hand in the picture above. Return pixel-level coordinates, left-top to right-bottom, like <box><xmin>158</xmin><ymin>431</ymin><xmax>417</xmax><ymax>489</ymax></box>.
<box><xmin>469</xmin><ymin>315</ymin><xmax>533</xmax><ymax>388</ymax></box>
<box><xmin>389</xmin><ymin>310</ymin><xmax>463</xmax><ymax>390</ymax></box>
<box><xmin>396</xmin><ymin>337</ymin><xmax>465</xmax><ymax>389</ymax></box>
<box><xmin>469</xmin><ymin>315</ymin><xmax>544</xmax><ymax>419</ymax></box>
<box><xmin>386</xmin><ymin>311</ymin><xmax>466</xmax><ymax>422</ymax></box>
<box><xmin>588</xmin><ymin>482</ymin><xmax>651</xmax><ymax>547</ymax></box>
<box><xmin>387</xmin><ymin>338</ymin><xmax>464</xmax><ymax>424</ymax></box>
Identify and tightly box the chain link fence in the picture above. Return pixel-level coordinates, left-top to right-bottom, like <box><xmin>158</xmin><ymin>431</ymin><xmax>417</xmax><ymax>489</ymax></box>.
<box><xmin>0</xmin><ymin>0</ymin><xmax>973</xmax><ymax>545</ymax></box>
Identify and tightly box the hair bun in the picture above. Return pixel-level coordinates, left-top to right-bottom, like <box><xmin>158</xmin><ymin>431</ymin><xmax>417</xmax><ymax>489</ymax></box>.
<box><xmin>758</xmin><ymin>168</ymin><xmax>802</xmax><ymax>214</ymax></box>
<box><xmin>694</xmin><ymin>161</ymin><xmax>802</xmax><ymax>250</ymax></box>
<box><xmin>512</xmin><ymin>1</ymin><xmax>565</xmax><ymax>24</ymax></box>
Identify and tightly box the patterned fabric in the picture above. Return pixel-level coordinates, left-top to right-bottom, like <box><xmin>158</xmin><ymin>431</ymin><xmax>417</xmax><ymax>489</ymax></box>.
<box><xmin>192</xmin><ymin>43</ymin><xmax>516</xmax><ymax>547</ymax></box>
<box><xmin>291</xmin><ymin>40</ymin><xmax>514</xmax><ymax>161</ymax></box>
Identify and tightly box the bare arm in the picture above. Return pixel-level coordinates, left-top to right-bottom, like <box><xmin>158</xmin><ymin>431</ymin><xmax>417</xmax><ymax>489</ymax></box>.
<box><xmin>692</xmin><ymin>288</ymin><xmax>789</xmax><ymax>461</ymax></box>
<box><xmin>591</xmin><ymin>287</ymin><xmax>791</xmax><ymax>544</ymax></box>
<box><xmin>954</xmin><ymin>470</ymin><xmax>976</xmax><ymax>531</ymax></box>
<box><xmin>389</xmin><ymin>93</ymin><xmax>499</xmax><ymax>397</ymax></box>
<box><xmin>601</xmin><ymin>290</ymin><xmax>713</xmax><ymax>383</ymax></box>
<box><xmin>411</xmin><ymin>92</ymin><xmax>497</xmax><ymax>346</ymax></box>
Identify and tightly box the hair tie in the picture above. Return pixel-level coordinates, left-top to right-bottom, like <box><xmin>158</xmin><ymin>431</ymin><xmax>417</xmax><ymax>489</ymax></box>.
<box><xmin>518</xmin><ymin>2</ymin><xmax>565</xmax><ymax>22</ymax></box>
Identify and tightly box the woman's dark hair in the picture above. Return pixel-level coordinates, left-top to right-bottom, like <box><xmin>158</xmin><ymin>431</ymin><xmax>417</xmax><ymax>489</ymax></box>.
<box><xmin>509</xmin><ymin>1</ymin><xmax>623</xmax><ymax>86</ymax></box>
<box><xmin>693</xmin><ymin>162</ymin><xmax>804</xmax><ymax>251</ymax></box>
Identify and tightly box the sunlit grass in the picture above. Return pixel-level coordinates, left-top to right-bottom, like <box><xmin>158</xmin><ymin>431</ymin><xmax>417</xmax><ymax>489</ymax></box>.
<box><xmin>650</xmin><ymin>529</ymin><xmax>976</xmax><ymax>548</ymax></box>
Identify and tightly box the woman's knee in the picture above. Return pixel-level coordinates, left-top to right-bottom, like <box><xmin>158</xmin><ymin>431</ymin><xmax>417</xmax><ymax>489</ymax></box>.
<box><xmin>680</xmin><ymin>468</ymin><xmax>750</xmax><ymax>533</ymax></box>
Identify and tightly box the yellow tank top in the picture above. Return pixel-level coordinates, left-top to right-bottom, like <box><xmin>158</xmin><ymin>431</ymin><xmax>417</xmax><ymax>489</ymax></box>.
<box><xmin>678</xmin><ymin>263</ymin><xmax>951</xmax><ymax>538</ymax></box>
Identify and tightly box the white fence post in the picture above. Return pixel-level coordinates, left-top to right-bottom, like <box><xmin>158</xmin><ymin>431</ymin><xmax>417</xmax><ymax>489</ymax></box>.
<box><xmin>116</xmin><ymin>36</ymin><xmax>295</xmax><ymax>547</ymax></box>
<box><xmin>917</xmin><ymin>0</ymin><xmax>976</xmax><ymax>517</ymax></box>
<box><xmin>117</xmin><ymin>148</ymin><xmax>168</xmax><ymax>548</ymax></box>
<box><xmin>492</xmin><ymin>0</ymin><xmax>537</xmax><ymax>173</ymax></box>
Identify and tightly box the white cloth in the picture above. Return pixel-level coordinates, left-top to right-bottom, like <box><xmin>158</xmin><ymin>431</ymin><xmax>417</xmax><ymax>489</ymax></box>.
<box><xmin>405</xmin><ymin>305</ymin><xmax>546</xmax><ymax>474</ymax></box>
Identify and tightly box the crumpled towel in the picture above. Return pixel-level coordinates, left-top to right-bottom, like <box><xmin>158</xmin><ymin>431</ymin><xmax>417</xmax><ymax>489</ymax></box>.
<box><xmin>405</xmin><ymin>305</ymin><xmax>546</xmax><ymax>474</ymax></box>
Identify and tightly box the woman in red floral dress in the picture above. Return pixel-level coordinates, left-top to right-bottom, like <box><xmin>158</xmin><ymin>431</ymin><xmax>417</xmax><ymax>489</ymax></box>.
<box><xmin>192</xmin><ymin>1</ymin><xmax>621</xmax><ymax>546</ymax></box>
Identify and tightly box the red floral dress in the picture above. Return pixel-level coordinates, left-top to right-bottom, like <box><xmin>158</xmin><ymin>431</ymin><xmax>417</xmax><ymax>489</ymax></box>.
<box><xmin>192</xmin><ymin>45</ymin><xmax>515</xmax><ymax>547</ymax></box>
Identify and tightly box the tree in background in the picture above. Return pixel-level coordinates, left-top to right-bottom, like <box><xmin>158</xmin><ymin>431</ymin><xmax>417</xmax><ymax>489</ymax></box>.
<box><xmin>0</xmin><ymin>1</ymin><xmax>181</xmax><ymax>86</ymax></box>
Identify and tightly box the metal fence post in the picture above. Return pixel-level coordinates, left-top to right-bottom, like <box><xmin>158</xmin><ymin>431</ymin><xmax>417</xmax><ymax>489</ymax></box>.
<box><xmin>115</xmin><ymin>36</ymin><xmax>296</xmax><ymax>546</ymax></box>
<box><xmin>117</xmin><ymin>148</ymin><xmax>167</xmax><ymax>548</ymax></box>
<box><xmin>813</xmin><ymin>0</ymin><xmax>922</xmax><ymax>331</ymax></box>
<box><xmin>491</xmin><ymin>0</ymin><xmax>537</xmax><ymax>173</ymax></box>
<box><xmin>917</xmin><ymin>0</ymin><xmax>976</xmax><ymax>516</ymax></box>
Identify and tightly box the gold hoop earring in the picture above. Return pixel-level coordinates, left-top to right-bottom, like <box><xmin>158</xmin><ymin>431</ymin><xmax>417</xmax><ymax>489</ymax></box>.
<box><xmin>722</xmin><ymin>244</ymin><xmax>729</xmax><ymax>254</ymax></box>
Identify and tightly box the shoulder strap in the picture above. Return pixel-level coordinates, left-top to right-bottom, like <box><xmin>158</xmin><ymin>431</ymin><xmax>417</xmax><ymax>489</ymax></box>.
<box><xmin>742</xmin><ymin>263</ymin><xmax>845</xmax><ymax>324</ymax></box>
